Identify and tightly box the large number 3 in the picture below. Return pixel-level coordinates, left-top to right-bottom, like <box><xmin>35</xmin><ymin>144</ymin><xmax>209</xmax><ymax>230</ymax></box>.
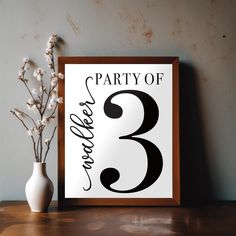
<box><xmin>100</xmin><ymin>90</ymin><xmax>163</xmax><ymax>193</ymax></box>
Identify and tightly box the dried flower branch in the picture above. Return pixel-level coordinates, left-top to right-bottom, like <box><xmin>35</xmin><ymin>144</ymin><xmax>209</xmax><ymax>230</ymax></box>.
<box><xmin>10</xmin><ymin>110</ymin><xmax>38</xmax><ymax>161</ymax></box>
<box><xmin>11</xmin><ymin>34</ymin><xmax>63</xmax><ymax>162</ymax></box>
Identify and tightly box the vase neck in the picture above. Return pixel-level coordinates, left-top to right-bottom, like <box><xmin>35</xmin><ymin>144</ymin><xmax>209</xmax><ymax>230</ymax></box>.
<box><xmin>33</xmin><ymin>162</ymin><xmax>47</xmax><ymax>176</ymax></box>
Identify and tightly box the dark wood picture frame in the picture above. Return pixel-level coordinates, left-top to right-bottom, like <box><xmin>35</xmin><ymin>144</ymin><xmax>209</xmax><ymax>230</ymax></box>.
<box><xmin>58</xmin><ymin>57</ymin><xmax>180</xmax><ymax>207</ymax></box>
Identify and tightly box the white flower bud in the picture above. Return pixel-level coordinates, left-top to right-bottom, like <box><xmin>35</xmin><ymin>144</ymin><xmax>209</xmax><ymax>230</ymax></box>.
<box><xmin>57</xmin><ymin>97</ymin><xmax>63</xmax><ymax>104</ymax></box>
<box><xmin>49</xmin><ymin>36</ymin><xmax>54</xmax><ymax>42</ymax></box>
<box><xmin>33</xmin><ymin>70</ymin><xmax>38</xmax><ymax>77</ymax></box>
<box><xmin>25</xmin><ymin>63</ymin><xmax>30</xmax><ymax>71</ymax></box>
<box><xmin>34</xmin><ymin>68</ymin><xmax>44</xmax><ymax>79</ymax></box>
<box><xmin>18</xmin><ymin>70</ymin><xmax>24</xmax><ymax>78</ymax></box>
<box><xmin>31</xmin><ymin>104</ymin><xmax>37</xmax><ymax>113</ymax></box>
<box><xmin>47</xmin><ymin>41</ymin><xmax>53</xmax><ymax>48</ymax></box>
<box><xmin>33</xmin><ymin>127</ymin><xmax>40</xmax><ymax>135</ymax></box>
<box><xmin>14</xmin><ymin>108</ymin><xmax>23</xmax><ymax>117</ymax></box>
<box><xmin>41</xmin><ymin>116</ymin><xmax>49</xmax><ymax>125</ymax></box>
<box><xmin>36</xmin><ymin>74</ymin><xmax>42</xmax><ymax>81</ymax></box>
<box><xmin>45</xmin><ymin>139</ymin><xmax>50</xmax><ymax>145</ymax></box>
<box><xmin>23</xmin><ymin>58</ymin><xmax>29</xmax><ymax>63</ymax></box>
<box><xmin>50</xmin><ymin>97</ymin><xmax>57</xmax><ymax>105</ymax></box>
<box><xmin>48</xmin><ymin>34</ymin><xmax>57</xmax><ymax>44</ymax></box>
<box><xmin>39</xmin><ymin>86</ymin><xmax>45</xmax><ymax>92</ymax></box>
<box><xmin>51</xmin><ymin>77</ymin><xmax>58</xmax><ymax>86</ymax></box>
<box><xmin>48</xmin><ymin>104</ymin><xmax>54</xmax><ymax>110</ymax></box>
<box><xmin>51</xmin><ymin>89</ymin><xmax>57</xmax><ymax>98</ymax></box>
<box><xmin>49</xmin><ymin>116</ymin><xmax>55</xmax><ymax>122</ymax></box>
<box><xmin>45</xmin><ymin>47</ymin><xmax>52</xmax><ymax>54</ymax></box>
<box><xmin>27</xmin><ymin>128</ymin><xmax>34</xmax><ymax>136</ymax></box>
<box><xmin>27</xmin><ymin>98</ymin><xmax>34</xmax><ymax>104</ymax></box>
<box><xmin>58</xmin><ymin>73</ymin><xmax>64</xmax><ymax>79</ymax></box>
<box><xmin>31</xmin><ymin>88</ymin><xmax>38</xmax><ymax>95</ymax></box>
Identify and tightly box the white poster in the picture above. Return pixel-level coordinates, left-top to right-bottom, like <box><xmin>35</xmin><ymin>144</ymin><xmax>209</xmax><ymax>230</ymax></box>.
<box><xmin>58</xmin><ymin>57</ymin><xmax>180</xmax><ymax>206</ymax></box>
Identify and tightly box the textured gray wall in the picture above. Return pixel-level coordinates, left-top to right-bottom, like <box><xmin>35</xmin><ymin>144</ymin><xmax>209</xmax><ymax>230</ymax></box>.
<box><xmin>0</xmin><ymin>0</ymin><xmax>235</xmax><ymax>201</ymax></box>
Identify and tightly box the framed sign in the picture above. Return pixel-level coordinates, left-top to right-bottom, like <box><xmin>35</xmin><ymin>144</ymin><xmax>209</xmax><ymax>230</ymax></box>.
<box><xmin>58</xmin><ymin>57</ymin><xmax>180</xmax><ymax>206</ymax></box>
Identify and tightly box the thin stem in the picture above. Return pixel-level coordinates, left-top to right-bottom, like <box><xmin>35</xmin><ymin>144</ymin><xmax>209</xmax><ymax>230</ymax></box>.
<box><xmin>10</xmin><ymin>111</ymin><xmax>38</xmax><ymax>161</ymax></box>
<box><xmin>42</xmin><ymin>83</ymin><xmax>51</xmax><ymax>115</ymax></box>
<box><xmin>51</xmin><ymin>44</ymin><xmax>56</xmax><ymax>72</ymax></box>
<box><xmin>14</xmin><ymin>108</ymin><xmax>37</xmax><ymax>127</ymax></box>
<box><xmin>38</xmin><ymin>124</ymin><xmax>47</xmax><ymax>162</ymax></box>
<box><xmin>36</xmin><ymin>134</ymin><xmax>40</xmax><ymax>160</ymax></box>
<box><xmin>39</xmin><ymin>132</ymin><xmax>43</xmax><ymax>162</ymax></box>
<box><xmin>42</xmin><ymin>77</ymin><xmax>58</xmax><ymax>114</ymax></box>
<box><xmin>43</xmin><ymin>126</ymin><xmax>57</xmax><ymax>162</ymax></box>
<box><xmin>39</xmin><ymin>79</ymin><xmax>45</xmax><ymax>113</ymax></box>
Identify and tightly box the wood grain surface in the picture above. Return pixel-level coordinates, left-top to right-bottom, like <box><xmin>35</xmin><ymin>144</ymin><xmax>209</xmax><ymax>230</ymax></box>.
<box><xmin>0</xmin><ymin>201</ymin><xmax>235</xmax><ymax>236</ymax></box>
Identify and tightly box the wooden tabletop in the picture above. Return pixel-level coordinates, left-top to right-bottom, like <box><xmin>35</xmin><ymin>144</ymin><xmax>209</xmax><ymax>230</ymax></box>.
<box><xmin>0</xmin><ymin>201</ymin><xmax>235</xmax><ymax>236</ymax></box>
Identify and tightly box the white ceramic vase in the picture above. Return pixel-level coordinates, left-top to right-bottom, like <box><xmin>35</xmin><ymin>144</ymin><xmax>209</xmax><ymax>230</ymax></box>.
<box><xmin>25</xmin><ymin>162</ymin><xmax>54</xmax><ymax>212</ymax></box>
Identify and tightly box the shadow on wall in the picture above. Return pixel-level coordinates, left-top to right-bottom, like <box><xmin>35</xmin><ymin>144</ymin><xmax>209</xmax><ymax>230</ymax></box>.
<box><xmin>180</xmin><ymin>63</ymin><xmax>213</xmax><ymax>203</ymax></box>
